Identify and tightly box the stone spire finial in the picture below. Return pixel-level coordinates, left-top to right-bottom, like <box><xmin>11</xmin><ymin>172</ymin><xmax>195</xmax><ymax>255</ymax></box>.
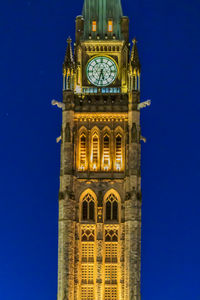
<box><xmin>130</xmin><ymin>38</ymin><xmax>141</xmax><ymax>70</ymax></box>
<box><xmin>64</xmin><ymin>36</ymin><xmax>74</xmax><ymax>67</ymax></box>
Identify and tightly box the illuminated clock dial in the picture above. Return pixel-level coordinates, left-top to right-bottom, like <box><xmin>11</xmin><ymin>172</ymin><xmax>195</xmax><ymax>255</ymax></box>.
<box><xmin>86</xmin><ymin>56</ymin><xmax>118</xmax><ymax>87</ymax></box>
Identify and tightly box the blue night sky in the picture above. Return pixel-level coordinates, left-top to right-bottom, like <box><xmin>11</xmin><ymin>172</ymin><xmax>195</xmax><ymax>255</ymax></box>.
<box><xmin>0</xmin><ymin>0</ymin><xmax>200</xmax><ymax>299</ymax></box>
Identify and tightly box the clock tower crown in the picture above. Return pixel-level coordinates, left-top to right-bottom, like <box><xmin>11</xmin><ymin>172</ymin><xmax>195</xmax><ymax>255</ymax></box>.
<box><xmin>76</xmin><ymin>0</ymin><xmax>129</xmax><ymax>42</ymax></box>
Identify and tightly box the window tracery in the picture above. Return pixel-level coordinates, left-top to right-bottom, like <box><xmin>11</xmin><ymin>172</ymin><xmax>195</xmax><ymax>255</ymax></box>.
<box><xmin>80</xmin><ymin>226</ymin><xmax>96</xmax><ymax>300</ymax></box>
<box><xmin>81</xmin><ymin>193</ymin><xmax>95</xmax><ymax>221</ymax></box>
<box><xmin>77</xmin><ymin>126</ymin><xmax>125</xmax><ymax>172</ymax></box>
<box><xmin>105</xmin><ymin>193</ymin><xmax>119</xmax><ymax>221</ymax></box>
<box><xmin>104</xmin><ymin>228</ymin><xmax>119</xmax><ymax>300</ymax></box>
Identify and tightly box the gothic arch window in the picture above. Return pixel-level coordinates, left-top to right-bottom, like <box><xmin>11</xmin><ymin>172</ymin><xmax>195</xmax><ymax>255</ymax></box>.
<box><xmin>115</xmin><ymin>134</ymin><xmax>122</xmax><ymax>171</ymax></box>
<box><xmin>104</xmin><ymin>192</ymin><xmax>119</xmax><ymax>222</ymax></box>
<box><xmin>79</xmin><ymin>128</ymin><xmax>87</xmax><ymax>170</ymax></box>
<box><xmin>90</xmin><ymin>129</ymin><xmax>100</xmax><ymax>170</ymax></box>
<box><xmin>81</xmin><ymin>192</ymin><xmax>96</xmax><ymax>222</ymax></box>
<box><xmin>103</xmin><ymin>134</ymin><xmax>110</xmax><ymax>170</ymax></box>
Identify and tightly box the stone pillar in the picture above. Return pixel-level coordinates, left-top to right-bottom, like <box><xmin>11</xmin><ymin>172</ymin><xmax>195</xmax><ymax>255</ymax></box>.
<box><xmin>125</xmin><ymin>90</ymin><xmax>141</xmax><ymax>300</ymax></box>
<box><xmin>57</xmin><ymin>98</ymin><xmax>75</xmax><ymax>300</ymax></box>
<box><xmin>58</xmin><ymin>192</ymin><xmax>75</xmax><ymax>300</ymax></box>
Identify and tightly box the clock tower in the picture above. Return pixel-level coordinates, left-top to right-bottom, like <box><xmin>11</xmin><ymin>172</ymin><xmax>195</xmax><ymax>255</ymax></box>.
<box><xmin>57</xmin><ymin>0</ymin><xmax>142</xmax><ymax>299</ymax></box>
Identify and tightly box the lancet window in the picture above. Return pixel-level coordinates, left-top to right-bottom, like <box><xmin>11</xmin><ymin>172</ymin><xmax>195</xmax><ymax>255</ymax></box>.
<box><xmin>79</xmin><ymin>132</ymin><xmax>87</xmax><ymax>170</ymax></box>
<box><xmin>82</xmin><ymin>193</ymin><xmax>95</xmax><ymax>221</ymax></box>
<box><xmin>91</xmin><ymin>133</ymin><xmax>99</xmax><ymax>170</ymax></box>
<box><xmin>77</xmin><ymin>126</ymin><xmax>125</xmax><ymax>172</ymax></box>
<box><xmin>103</xmin><ymin>134</ymin><xmax>110</xmax><ymax>170</ymax></box>
<box><xmin>105</xmin><ymin>193</ymin><xmax>119</xmax><ymax>221</ymax></box>
<box><xmin>115</xmin><ymin>134</ymin><xmax>122</xmax><ymax>171</ymax></box>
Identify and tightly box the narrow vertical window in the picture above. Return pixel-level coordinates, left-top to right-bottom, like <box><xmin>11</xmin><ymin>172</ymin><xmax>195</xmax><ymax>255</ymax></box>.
<box><xmin>81</xmin><ymin>193</ymin><xmax>95</xmax><ymax>221</ymax></box>
<box><xmin>80</xmin><ymin>134</ymin><xmax>86</xmax><ymax>170</ymax></box>
<box><xmin>105</xmin><ymin>193</ymin><xmax>119</xmax><ymax>222</ymax></box>
<box><xmin>82</xmin><ymin>201</ymin><xmax>88</xmax><ymax>220</ymax></box>
<box><xmin>89</xmin><ymin>201</ymin><xmax>95</xmax><ymax>221</ymax></box>
<box><xmin>108</xmin><ymin>20</ymin><xmax>113</xmax><ymax>32</ymax></box>
<box><xmin>104</xmin><ymin>229</ymin><xmax>118</xmax><ymax>300</ymax></box>
<box><xmin>92</xmin><ymin>21</ymin><xmax>97</xmax><ymax>32</ymax></box>
<box><xmin>91</xmin><ymin>134</ymin><xmax>99</xmax><ymax>170</ymax></box>
<box><xmin>106</xmin><ymin>201</ymin><xmax>111</xmax><ymax>220</ymax></box>
<box><xmin>81</xmin><ymin>227</ymin><xmax>95</xmax><ymax>300</ymax></box>
<box><xmin>116</xmin><ymin>135</ymin><xmax>122</xmax><ymax>171</ymax></box>
<box><xmin>103</xmin><ymin>135</ymin><xmax>110</xmax><ymax>170</ymax></box>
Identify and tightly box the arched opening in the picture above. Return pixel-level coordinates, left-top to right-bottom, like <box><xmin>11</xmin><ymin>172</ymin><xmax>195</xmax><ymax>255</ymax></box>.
<box><xmin>79</xmin><ymin>132</ymin><xmax>87</xmax><ymax>170</ymax></box>
<box><xmin>82</xmin><ymin>201</ymin><xmax>88</xmax><ymax>220</ymax></box>
<box><xmin>115</xmin><ymin>134</ymin><xmax>122</xmax><ymax>171</ymax></box>
<box><xmin>80</xmin><ymin>191</ymin><xmax>96</xmax><ymax>222</ymax></box>
<box><xmin>104</xmin><ymin>192</ymin><xmax>119</xmax><ymax>222</ymax></box>
<box><xmin>90</xmin><ymin>127</ymin><xmax>100</xmax><ymax>171</ymax></box>
<box><xmin>106</xmin><ymin>201</ymin><xmax>111</xmax><ymax>220</ymax></box>
<box><xmin>103</xmin><ymin>134</ymin><xmax>110</xmax><ymax>171</ymax></box>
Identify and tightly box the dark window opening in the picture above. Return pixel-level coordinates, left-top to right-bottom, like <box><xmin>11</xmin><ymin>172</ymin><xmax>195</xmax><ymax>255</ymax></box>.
<box><xmin>113</xmin><ymin>201</ymin><xmax>118</xmax><ymax>220</ymax></box>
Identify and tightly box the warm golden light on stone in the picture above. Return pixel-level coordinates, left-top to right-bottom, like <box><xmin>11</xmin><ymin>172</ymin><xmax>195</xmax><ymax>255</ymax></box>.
<box><xmin>57</xmin><ymin>0</ymin><xmax>142</xmax><ymax>299</ymax></box>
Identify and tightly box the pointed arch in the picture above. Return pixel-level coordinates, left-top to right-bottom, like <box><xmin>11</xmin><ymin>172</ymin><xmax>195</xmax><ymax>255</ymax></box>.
<box><xmin>80</xmin><ymin>189</ymin><xmax>97</xmax><ymax>222</ymax></box>
<box><xmin>78</xmin><ymin>126</ymin><xmax>88</xmax><ymax>171</ymax></box>
<box><xmin>114</xmin><ymin>126</ymin><xmax>124</xmax><ymax>171</ymax></box>
<box><xmin>90</xmin><ymin>126</ymin><xmax>100</xmax><ymax>171</ymax></box>
<box><xmin>102</xmin><ymin>126</ymin><xmax>112</xmax><ymax>171</ymax></box>
<box><xmin>104</xmin><ymin>189</ymin><xmax>121</xmax><ymax>222</ymax></box>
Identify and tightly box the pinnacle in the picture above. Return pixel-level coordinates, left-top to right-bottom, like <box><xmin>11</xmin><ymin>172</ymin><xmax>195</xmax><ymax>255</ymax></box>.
<box><xmin>64</xmin><ymin>37</ymin><xmax>74</xmax><ymax>67</ymax></box>
<box><xmin>130</xmin><ymin>38</ymin><xmax>141</xmax><ymax>70</ymax></box>
<box><xmin>67</xmin><ymin>36</ymin><xmax>72</xmax><ymax>44</ymax></box>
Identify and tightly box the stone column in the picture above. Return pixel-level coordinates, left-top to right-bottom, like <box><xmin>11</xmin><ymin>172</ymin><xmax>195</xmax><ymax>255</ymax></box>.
<box><xmin>58</xmin><ymin>191</ymin><xmax>75</xmax><ymax>300</ymax></box>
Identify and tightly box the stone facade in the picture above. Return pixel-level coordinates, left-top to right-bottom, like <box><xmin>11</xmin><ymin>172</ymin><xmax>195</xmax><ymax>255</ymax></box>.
<box><xmin>57</xmin><ymin>1</ymin><xmax>142</xmax><ymax>299</ymax></box>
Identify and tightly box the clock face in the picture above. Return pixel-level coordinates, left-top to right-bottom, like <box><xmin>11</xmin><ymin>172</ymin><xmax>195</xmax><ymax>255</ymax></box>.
<box><xmin>86</xmin><ymin>56</ymin><xmax>118</xmax><ymax>87</ymax></box>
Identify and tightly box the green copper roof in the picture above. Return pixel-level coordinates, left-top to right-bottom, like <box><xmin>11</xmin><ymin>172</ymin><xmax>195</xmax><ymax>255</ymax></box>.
<box><xmin>82</xmin><ymin>0</ymin><xmax>124</xmax><ymax>40</ymax></box>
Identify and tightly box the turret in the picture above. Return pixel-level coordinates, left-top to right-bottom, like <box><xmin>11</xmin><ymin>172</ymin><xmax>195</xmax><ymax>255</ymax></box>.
<box><xmin>63</xmin><ymin>37</ymin><xmax>75</xmax><ymax>91</ymax></box>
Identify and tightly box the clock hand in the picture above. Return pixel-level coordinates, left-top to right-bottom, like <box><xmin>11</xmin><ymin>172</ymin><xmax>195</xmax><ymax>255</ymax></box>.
<box><xmin>99</xmin><ymin>69</ymin><xmax>104</xmax><ymax>81</ymax></box>
<box><xmin>99</xmin><ymin>69</ymin><xmax>103</xmax><ymax>81</ymax></box>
